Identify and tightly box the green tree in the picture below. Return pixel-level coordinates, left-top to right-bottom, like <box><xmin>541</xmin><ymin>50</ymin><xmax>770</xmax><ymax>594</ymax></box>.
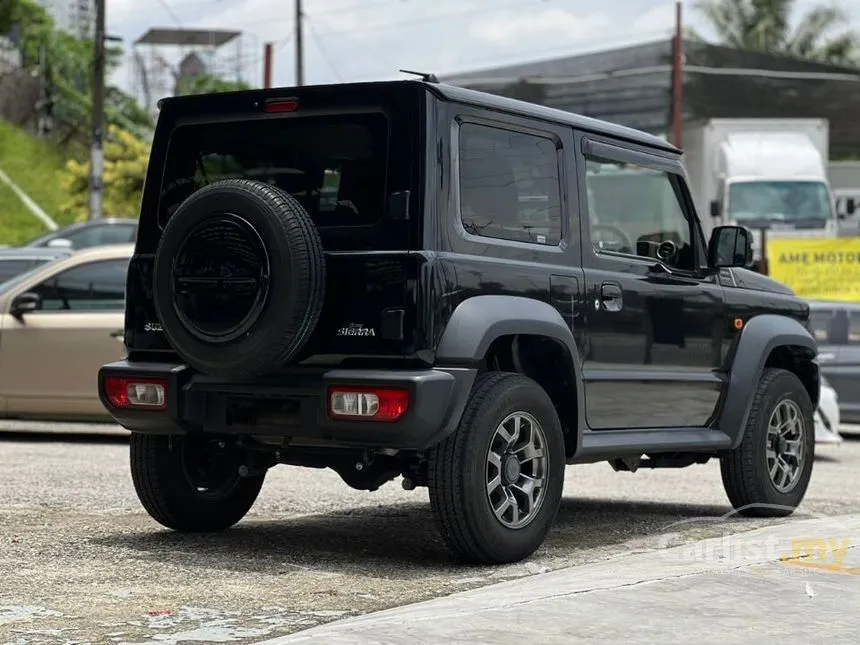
<box><xmin>61</xmin><ymin>125</ymin><xmax>149</xmax><ymax>220</ymax></box>
<box><xmin>175</xmin><ymin>73</ymin><xmax>251</xmax><ymax>96</ymax></box>
<box><xmin>2</xmin><ymin>0</ymin><xmax>152</xmax><ymax>148</ymax></box>
<box><xmin>693</xmin><ymin>0</ymin><xmax>859</xmax><ymax>65</ymax></box>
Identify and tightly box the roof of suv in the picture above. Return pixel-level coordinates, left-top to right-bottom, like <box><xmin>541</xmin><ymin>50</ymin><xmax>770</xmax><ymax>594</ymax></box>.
<box><xmin>428</xmin><ymin>82</ymin><xmax>679</xmax><ymax>154</ymax></box>
<box><xmin>157</xmin><ymin>79</ymin><xmax>679</xmax><ymax>155</ymax></box>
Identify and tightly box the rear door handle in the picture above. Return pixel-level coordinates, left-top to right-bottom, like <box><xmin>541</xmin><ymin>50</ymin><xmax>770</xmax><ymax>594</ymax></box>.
<box><xmin>110</xmin><ymin>329</ymin><xmax>124</xmax><ymax>339</ymax></box>
<box><xmin>600</xmin><ymin>283</ymin><xmax>623</xmax><ymax>312</ymax></box>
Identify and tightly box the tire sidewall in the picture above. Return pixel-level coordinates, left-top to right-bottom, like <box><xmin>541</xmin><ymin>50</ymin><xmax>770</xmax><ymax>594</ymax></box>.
<box><xmin>153</xmin><ymin>183</ymin><xmax>308</xmax><ymax>375</ymax></box>
<box><xmin>460</xmin><ymin>378</ymin><xmax>565</xmax><ymax>561</ymax></box>
<box><xmin>748</xmin><ymin>371</ymin><xmax>816</xmax><ymax>510</ymax></box>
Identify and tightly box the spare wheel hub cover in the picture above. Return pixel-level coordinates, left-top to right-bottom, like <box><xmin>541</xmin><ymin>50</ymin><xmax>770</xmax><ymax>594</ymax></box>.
<box><xmin>171</xmin><ymin>213</ymin><xmax>271</xmax><ymax>344</ymax></box>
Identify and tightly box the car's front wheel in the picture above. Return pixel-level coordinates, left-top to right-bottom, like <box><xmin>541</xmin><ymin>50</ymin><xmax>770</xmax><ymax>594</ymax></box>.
<box><xmin>720</xmin><ymin>368</ymin><xmax>815</xmax><ymax>516</ymax></box>
<box><xmin>130</xmin><ymin>433</ymin><xmax>265</xmax><ymax>532</ymax></box>
<box><xmin>428</xmin><ymin>372</ymin><xmax>566</xmax><ymax>564</ymax></box>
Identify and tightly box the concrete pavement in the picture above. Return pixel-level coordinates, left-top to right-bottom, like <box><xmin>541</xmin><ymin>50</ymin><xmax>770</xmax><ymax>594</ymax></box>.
<box><xmin>258</xmin><ymin>513</ymin><xmax>860</xmax><ymax>644</ymax></box>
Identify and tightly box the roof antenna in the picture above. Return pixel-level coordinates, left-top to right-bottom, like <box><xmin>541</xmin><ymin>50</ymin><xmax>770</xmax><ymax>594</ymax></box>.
<box><xmin>399</xmin><ymin>69</ymin><xmax>439</xmax><ymax>83</ymax></box>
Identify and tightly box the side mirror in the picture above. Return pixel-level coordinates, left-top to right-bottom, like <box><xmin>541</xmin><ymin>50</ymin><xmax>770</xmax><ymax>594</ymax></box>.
<box><xmin>46</xmin><ymin>238</ymin><xmax>73</xmax><ymax>249</ymax></box>
<box><xmin>708</xmin><ymin>226</ymin><xmax>752</xmax><ymax>268</ymax></box>
<box><xmin>847</xmin><ymin>198</ymin><xmax>856</xmax><ymax>216</ymax></box>
<box><xmin>709</xmin><ymin>200</ymin><xmax>721</xmax><ymax>219</ymax></box>
<box><xmin>10</xmin><ymin>292</ymin><xmax>41</xmax><ymax>319</ymax></box>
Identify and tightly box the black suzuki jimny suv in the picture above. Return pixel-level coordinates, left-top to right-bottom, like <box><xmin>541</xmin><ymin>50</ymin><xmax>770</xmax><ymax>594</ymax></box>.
<box><xmin>100</xmin><ymin>79</ymin><xmax>819</xmax><ymax>565</ymax></box>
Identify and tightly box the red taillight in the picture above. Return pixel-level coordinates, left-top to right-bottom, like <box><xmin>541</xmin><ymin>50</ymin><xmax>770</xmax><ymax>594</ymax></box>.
<box><xmin>104</xmin><ymin>377</ymin><xmax>167</xmax><ymax>410</ymax></box>
<box><xmin>265</xmin><ymin>98</ymin><xmax>299</xmax><ymax>113</ymax></box>
<box><xmin>328</xmin><ymin>386</ymin><xmax>409</xmax><ymax>422</ymax></box>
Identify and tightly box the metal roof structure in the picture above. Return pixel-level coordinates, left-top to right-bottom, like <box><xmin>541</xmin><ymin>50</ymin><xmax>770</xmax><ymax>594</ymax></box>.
<box><xmin>443</xmin><ymin>39</ymin><xmax>860</xmax><ymax>157</ymax></box>
<box><xmin>134</xmin><ymin>28</ymin><xmax>241</xmax><ymax>48</ymax></box>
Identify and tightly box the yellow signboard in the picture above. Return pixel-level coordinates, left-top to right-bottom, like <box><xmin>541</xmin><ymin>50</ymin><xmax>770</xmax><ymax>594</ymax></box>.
<box><xmin>766</xmin><ymin>236</ymin><xmax>860</xmax><ymax>302</ymax></box>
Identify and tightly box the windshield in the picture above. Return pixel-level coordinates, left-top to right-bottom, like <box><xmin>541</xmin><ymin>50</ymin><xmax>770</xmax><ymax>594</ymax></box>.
<box><xmin>727</xmin><ymin>180</ymin><xmax>832</xmax><ymax>222</ymax></box>
<box><xmin>0</xmin><ymin>262</ymin><xmax>53</xmax><ymax>297</ymax></box>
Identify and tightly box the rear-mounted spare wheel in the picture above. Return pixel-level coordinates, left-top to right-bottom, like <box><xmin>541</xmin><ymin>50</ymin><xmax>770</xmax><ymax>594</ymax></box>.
<box><xmin>153</xmin><ymin>179</ymin><xmax>326</xmax><ymax>379</ymax></box>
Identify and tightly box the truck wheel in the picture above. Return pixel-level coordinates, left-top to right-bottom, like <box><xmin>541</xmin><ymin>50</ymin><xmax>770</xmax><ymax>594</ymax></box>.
<box><xmin>720</xmin><ymin>368</ymin><xmax>815</xmax><ymax>517</ymax></box>
<box><xmin>130</xmin><ymin>433</ymin><xmax>265</xmax><ymax>532</ymax></box>
<box><xmin>428</xmin><ymin>372</ymin><xmax>565</xmax><ymax>564</ymax></box>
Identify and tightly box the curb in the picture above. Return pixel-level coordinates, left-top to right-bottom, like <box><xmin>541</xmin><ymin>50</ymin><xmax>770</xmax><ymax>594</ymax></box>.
<box><xmin>253</xmin><ymin>512</ymin><xmax>860</xmax><ymax>644</ymax></box>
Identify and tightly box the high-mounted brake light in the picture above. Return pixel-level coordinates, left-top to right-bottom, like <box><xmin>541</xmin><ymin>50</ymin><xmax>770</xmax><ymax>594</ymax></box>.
<box><xmin>265</xmin><ymin>98</ymin><xmax>299</xmax><ymax>113</ymax></box>
<box><xmin>328</xmin><ymin>386</ymin><xmax>409</xmax><ymax>422</ymax></box>
<box><xmin>104</xmin><ymin>377</ymin><xmax>167</xmax><ymax>410</ymax></box>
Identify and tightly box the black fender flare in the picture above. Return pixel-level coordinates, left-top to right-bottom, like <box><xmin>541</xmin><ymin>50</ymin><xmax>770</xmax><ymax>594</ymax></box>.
<box><xmin>717</xmin><ymin>314</ymin><xmax>819</xmax><ymax>449</ymax></box>
<box><xmin>435</xmin><ymin>295</ymin><xmax>586</xmax><ymax>455</ymax></box>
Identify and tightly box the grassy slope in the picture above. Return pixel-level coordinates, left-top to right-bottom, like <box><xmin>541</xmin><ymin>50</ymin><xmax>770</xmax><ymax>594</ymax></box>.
<box><xmin>0</xmin><ymin>121</ymin><xmax>77</xmax><ymax>246</ymax></box>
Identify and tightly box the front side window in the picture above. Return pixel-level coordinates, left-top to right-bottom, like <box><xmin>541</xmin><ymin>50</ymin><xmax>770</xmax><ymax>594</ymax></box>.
<box><xmin>458</xmin><ymin>122</ymin><xmax>562</xmax><ymax>245</ymax></box>
<box><xmin>585</xmin><ymin>156</ymin><xmax>695</xmax><ymax>271</ymax></box>
<box><xmin>29</xmin><ymin>259</ymin><xmax>129</xmax><ymax>311</ymax></box>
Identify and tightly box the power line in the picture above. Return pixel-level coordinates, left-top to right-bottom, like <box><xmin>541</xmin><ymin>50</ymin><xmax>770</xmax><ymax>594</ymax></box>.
<box><xmin>305</xmin><ymin>0</ymin><xmax>548</xmax><ymax>37</ymax></box>
<box><xmin>449</xmin><ymin>63</ymin><xmax>860</xmax><ymax>88</ymax></box>
<box><xmin>307</xmin><ymin>19</ymin><xmax>342</xmax><ymax>80</ymax></box>
<box><xmin>154</xmin><ymin>0</ymin><xmax>184</xmax><ymax>27</ymax></box>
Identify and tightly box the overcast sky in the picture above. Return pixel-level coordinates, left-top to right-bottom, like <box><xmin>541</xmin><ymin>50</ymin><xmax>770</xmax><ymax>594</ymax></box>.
<box><xmin>105</xmin><ymin>0</ymin><xmax>860</xmax><ymax>102</ymax></box>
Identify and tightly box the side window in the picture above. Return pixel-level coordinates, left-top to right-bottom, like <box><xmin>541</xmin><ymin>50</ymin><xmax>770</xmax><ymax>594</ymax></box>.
<box><xmin>30</xmin><ymin>259</ymin><xmax>129</xmax><ymax>311</ymax></box>
<box><xmin>850</xmin><ymin>311</ymin><xmax>860</xmax><ymax>345</ymax></box>
<box><xmin>458</xmin><ymin>122</ymin><xmax>562</xmax><ymax>245</ymax></box>
<box><xmin>807</xmin><ymin>308</ymin><xmax>834</xmax><ymax>343</ymax></box>
<box><xmin>585</xmin><ymin>155</ymin><xmax>695</xmax><ymax>271</ymax></box>
<box><xmin>63</xmin><ymin>224</ymin><xmax>136</xmax><ymax>249</ymax></box>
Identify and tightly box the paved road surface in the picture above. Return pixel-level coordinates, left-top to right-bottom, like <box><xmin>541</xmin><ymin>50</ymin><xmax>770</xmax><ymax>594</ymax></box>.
<box><xmin>2</xmin><ymin>425</ymin><xmax>859</xmax><ymax>644</ymax></box>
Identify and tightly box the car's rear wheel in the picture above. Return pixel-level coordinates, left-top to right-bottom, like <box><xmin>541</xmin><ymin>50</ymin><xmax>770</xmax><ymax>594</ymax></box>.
<box><xmin>130</xmin><ymin>433</ymin><xmax>265</xmax><ymax>532</ymax></box>
<box><xmin>720</xmin><ymin>368</ymin><xmax>815</xmax><ymax>517</ymax></box>
<box><xmin>428</xmin><ymin>372</ymin><xmax>565</xmax><ymax>564</ymax></box>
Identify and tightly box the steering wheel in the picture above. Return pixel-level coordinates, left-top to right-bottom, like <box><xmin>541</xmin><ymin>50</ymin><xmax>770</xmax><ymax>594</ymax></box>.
<box><xmin>591</xmin><ymin>224</ymin><xmax>633</xmax><ymax>254</ymax></box>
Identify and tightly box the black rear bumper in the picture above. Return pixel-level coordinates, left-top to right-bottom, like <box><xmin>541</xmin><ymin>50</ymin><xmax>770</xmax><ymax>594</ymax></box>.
<box><xmin>98</xmin><ymin>360</ymin><xmax>476</xmax><ymax>450</ymax></box>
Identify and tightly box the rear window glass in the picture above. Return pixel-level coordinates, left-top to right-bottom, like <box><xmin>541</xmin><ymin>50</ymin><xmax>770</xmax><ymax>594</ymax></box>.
<box><xmin>158</xmin><ymin>112</ymin><xmax>389</xmax><ymax>228</ymax></box>
<box><xmin>808</xmin><ymin>307</ymin><xmax>860</xmax><ymax>344</ymax></box>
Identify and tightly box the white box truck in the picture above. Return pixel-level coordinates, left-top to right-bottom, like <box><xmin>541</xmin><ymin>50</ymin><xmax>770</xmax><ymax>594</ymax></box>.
<box><xmin>682</xmin><ymin>118</ymin><xmax>838</xmax><ymax>262</ymax></box>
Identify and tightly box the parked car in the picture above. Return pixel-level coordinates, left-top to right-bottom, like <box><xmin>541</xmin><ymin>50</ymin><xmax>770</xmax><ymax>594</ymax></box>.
<box><xmin>100</xmin><ymin>80</ymin><xmax>821</xmax><ymax>565</ymax></box>
<box><xmin>22</xmin><ymin>218</ymin><xmax>138</xmax><ymax>250</ymax></box>
<box><xmin>806</xmin><ymin>300</ymin><xmax>860</xmax><ymax>426</ymax></box>
<box><xmin>0</xmin><ymin>247</ymin><xmax>74</xmax><ymax>283</ymax></box>
<box><xmin>0</xmin><ymin>244</ymin><xmax>132</xmax><ymax>420</ymax></box>
<box><xmin>815</xmin><ymin>377</ymin><xmax>842</xmax><ymax>444</ymax></box>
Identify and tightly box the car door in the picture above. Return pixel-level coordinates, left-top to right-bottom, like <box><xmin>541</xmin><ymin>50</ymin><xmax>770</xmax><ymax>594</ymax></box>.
<box><xmin>818</xmin><ymin>304</ymin><xmax>860</xmax><ymax>424</ymax></box>
<box><xmin>0</xmin><ymin>258</ymin><xmax>129</xmax><ymax>419</ymax></box>
<box><xmin>575</xmin><ymin>134</ymin><xmax>725</xmax><ymax>430</ymax></box>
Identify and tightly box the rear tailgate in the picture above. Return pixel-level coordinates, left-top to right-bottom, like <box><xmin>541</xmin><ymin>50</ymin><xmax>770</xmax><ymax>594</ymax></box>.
<box><xmin>126</xmin><ymin>81</ymin><xmax>427</xmax><ymax>362</ymax></box>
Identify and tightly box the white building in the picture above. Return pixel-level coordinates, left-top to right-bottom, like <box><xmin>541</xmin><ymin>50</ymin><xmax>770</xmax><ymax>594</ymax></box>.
<box><xmin>37</xmin><ymin>0</ymin><xmax>94</xmax><ymax>39</ymax></box>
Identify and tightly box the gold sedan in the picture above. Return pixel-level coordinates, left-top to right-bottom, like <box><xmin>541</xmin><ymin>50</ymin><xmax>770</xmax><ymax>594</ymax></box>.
<box><xmin>0</xmin><ymin>243</ymin><xmax>133</xmax><ymax>420</ymax></box>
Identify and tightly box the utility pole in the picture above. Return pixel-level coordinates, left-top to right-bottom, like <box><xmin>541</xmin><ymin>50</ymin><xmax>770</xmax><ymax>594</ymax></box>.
<box><xmin>670</xmin><ymin>0</ymin><xmax>684</xmax><ymax>149</ymax></box>
<box><xmin>263</xmin><ymin>42</ymin><xmax>273</xmax><ymax>88</ymax></box>
<box><xmin>89</xmin><ymin>0</ymin><xmax>106</xmax><ymax>220</ymax></box>
<box><xmin>295</xmin><ymin>0</ymin><xmax>304</xmax><ymax>86</ymax></box>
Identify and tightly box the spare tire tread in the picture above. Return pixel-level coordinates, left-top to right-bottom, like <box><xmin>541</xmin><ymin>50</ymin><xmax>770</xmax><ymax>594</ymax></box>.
<box><xmin>153</xmin><ymin>179</ymin><xmax>326</xmax><ymax>379</ymax></box>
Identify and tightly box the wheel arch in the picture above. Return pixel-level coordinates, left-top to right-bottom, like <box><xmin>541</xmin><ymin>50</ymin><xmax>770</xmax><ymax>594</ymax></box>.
<box><xmin>716</xmin><ymin>314</ymin><xmax>819</xmax><ymax>449</ymax></box>
<box><xmin>435</xmin><ymin>295</ymin><xmax>586</xmax><ymax>458</ymax></box>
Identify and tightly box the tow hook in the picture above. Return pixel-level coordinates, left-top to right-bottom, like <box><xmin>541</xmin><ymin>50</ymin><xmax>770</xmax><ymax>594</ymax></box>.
<box><xmin>237</xmin><ymin>464</ymin><xmax>267</xmax><ymax>478</ymax></box>
<box><xmin>237</xmin><ymin>451</ymin><xmax>277</xmax><ymax>478</ymax></box>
